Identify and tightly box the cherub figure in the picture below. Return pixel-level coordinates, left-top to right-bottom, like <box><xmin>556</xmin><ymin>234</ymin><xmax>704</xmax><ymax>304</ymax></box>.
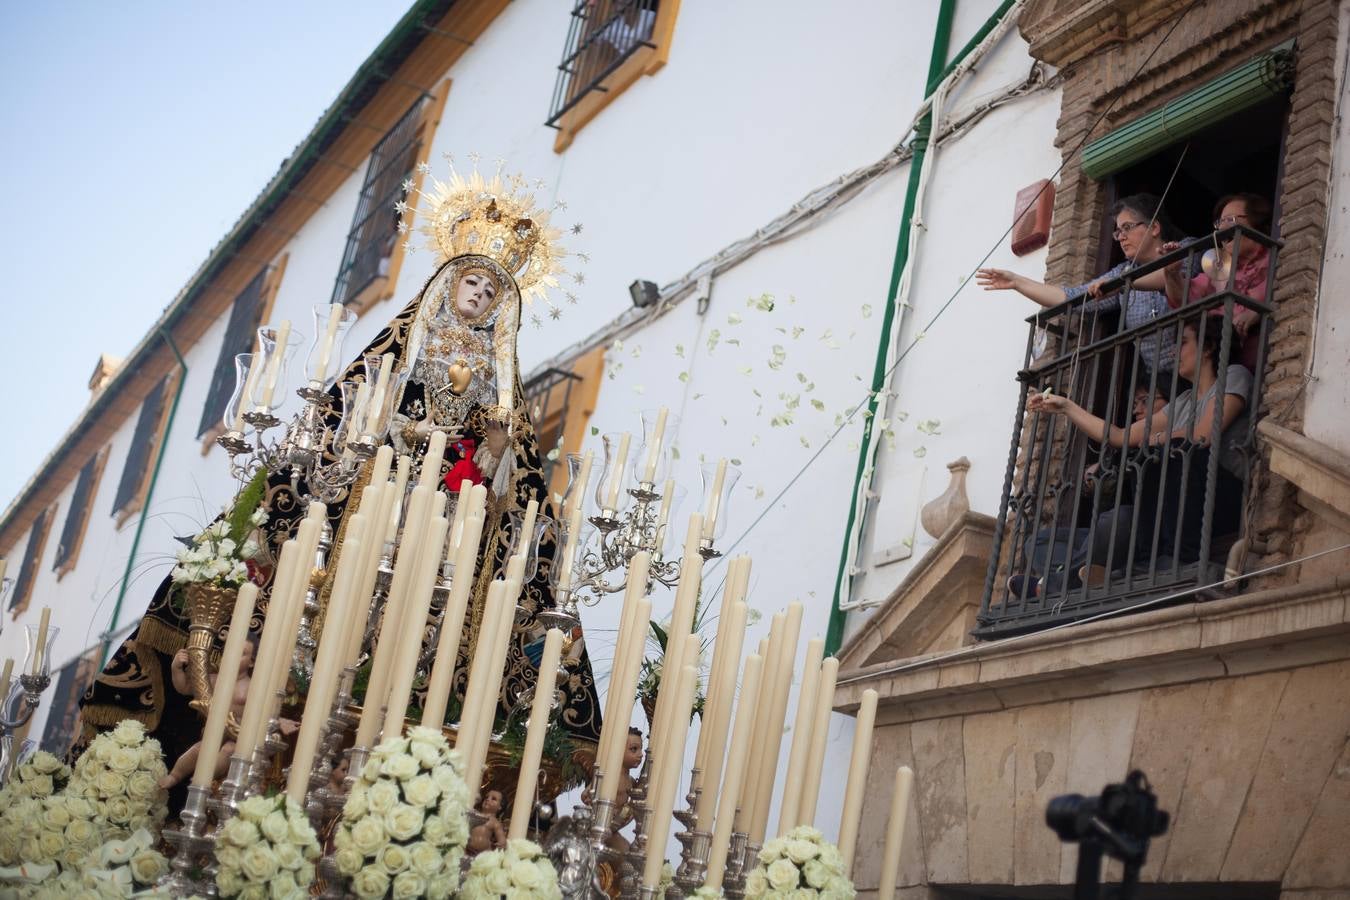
<box><xmin>468</xmin><ymin>788</ymin><xmax>508</xmax><ymax>853</ymax></box>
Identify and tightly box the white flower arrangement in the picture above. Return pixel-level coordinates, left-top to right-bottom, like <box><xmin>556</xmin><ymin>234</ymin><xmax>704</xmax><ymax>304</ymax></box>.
<box><xmin>170</xmin><ymin>519</ymin><xmax>262</xmax><ymax>587</ymax></box>
<box><xmin>0</xmin><ymin>751</ymin><xmax>71</xmax><ymax>804</ymax></box>
<box><xmin>744</xmin><ymin>826</ymin><xmax>854</xmax><ymax>899</ymax></box>
<box><xmin>0</xmin><ymin>752</ymin><xmax>74</xmax><ymax>866</ymax></box>
<box><xmin>460</xmin><ymin>838</ymin><xmax>561</xmax><ymax>900</ymax></box>
<box><xmin>214</xmin><ymin>793</ymin><xmax>320</xmax><ymax>899</ymax></box>
<box><xmin>70</xmin><ymin>827</ymin><xmax>170</xmax><ymax>898</ymax></box>
<box><xmin>67</xmin><ymin>720</ymin><xmax>169</xmax><ymax>841</ymax></box>
<box><xmin>690</xmin><ymin>888</ymin><xmax>724</xmax><ymax>899</ymax></box>
<box><xmin>334</xmin><ymin>726</ymin><xmax>471</xmax><ymax>899</ymax></box>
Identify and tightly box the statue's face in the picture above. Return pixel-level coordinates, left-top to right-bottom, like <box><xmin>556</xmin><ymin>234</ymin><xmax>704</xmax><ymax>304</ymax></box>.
<box><xmin>454</xmin><ymin>269</ymin><xmax>499</xmax><ymax>320</ymax></box>
<box><xmin>622</xmin><ymin>733</ymin><xmax>643</xmax><ymax>770</ymax></box>
<box><xmin>481</xmin><ymin>789</ymin><xmax>503</xmax><ymax>815</ymax></box>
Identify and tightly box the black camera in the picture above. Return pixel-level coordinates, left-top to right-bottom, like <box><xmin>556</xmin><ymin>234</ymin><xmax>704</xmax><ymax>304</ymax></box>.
<box><xmin>1045</xmin><ymin>770</ymin><xmax>1169</xmax><ymax>900</ymax></box>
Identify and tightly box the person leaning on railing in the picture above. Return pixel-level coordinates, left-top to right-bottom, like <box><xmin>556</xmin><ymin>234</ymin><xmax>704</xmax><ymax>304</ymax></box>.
<box><xmin>1027</xmin><ymin>318</ymin><xmax>1251</xmax><ymax>582</ymax></box>
<box><xmin>1163</xmin><ymin>193</ymin><xmax>1273</xmax><ymax>373</ymax></box>
<box><xmin>977</xmin><ymin>193</ymin><xmax>1182</xmax><ymax>377</ymax></box>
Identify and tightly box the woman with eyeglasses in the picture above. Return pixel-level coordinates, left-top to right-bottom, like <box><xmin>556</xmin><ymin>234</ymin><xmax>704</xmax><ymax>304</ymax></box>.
<box><xmin>1161</xmin><ymin>193</ymin><xmax>1273</xmax><ymax>372</ymax></box>
<box><xmin>977</xmin><ymin>193</ymin><xmax>1181</xmax><ymax>376</ymax></box>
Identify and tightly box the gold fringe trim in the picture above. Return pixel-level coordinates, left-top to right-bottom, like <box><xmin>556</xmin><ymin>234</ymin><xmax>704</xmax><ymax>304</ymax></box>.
<box><xmin>134</xmin><ymin>616</ymin><xmax>187</xmax><ymax>657</ymax></box>
<box><xmin>79</xmin><ymin>704</ymin><xmax>158</xmax><ymax>729</ymax></box>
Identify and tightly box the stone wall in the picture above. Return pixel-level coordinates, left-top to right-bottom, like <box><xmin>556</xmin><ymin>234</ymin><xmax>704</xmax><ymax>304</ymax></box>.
<box><xmin>850</xmin><ymin>658</ymin><xmax>1350</xmax><ymax>897</ymax></box>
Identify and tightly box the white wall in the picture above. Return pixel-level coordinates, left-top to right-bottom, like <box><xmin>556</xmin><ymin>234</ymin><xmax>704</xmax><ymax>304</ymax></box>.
<box><xmin>1</xmin><ymin>0</ymin><xmax>1065</xmax><ymax>850</ymax></box>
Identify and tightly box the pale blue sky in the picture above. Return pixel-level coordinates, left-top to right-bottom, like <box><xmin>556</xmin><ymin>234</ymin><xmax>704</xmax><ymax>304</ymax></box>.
<box><xmin>0</xmin><ymin>2</ymin><xmax>413</xmax><ymax>509</ymax></box>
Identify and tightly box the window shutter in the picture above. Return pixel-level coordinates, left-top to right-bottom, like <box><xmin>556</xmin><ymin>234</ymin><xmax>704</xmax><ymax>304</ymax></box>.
<box><xmin>40</xmin><ymin>652</ymin><xmax>98</xmax><ymax>754</ymax></box>
<box><xmin>113</xmin><ymin>377</ymin><xmax>168</xmax><ymax>514</ymax></box>
<box><xmin>197</xmin><ymin>268</ymin><xmax>268</xmax><ymax>437</ymax></box>
<box><xmin>9</xmin><ymin>507</ymin><xmax>51</xmax><ymax>612</ymax></box>
<box><xmin>54</xmin><ymin>455</ymin><xmax>99</xmax><ymax>571</ymax></box>
<box><xmin>331</xmin><ymin>97</ymin><xmax>428</xmax><ymax>306</ymax></box>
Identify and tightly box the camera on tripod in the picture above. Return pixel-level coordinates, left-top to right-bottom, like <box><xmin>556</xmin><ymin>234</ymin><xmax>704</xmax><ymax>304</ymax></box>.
<box><xmin>1045</xmin><ymin>770</ymin><xmax>1169</xmax><ymax>900</ymax></box>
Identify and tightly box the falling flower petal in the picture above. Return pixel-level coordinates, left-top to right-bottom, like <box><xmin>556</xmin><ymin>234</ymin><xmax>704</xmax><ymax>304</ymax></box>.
<box><xmin>791</xmin><ymin>326</ymin><xmax>805</xmax><ymax>339</ymax></box>
<box><xmin>768</xmin><ymin>345</ymin><xmax>786</xmax><ymax>370</ymax></box>
<box><xmin>913</xmin><ymin>446</ymin><xmax>928</xmax><ymax>458</ymax></box>
<box><xmin>727</xmin><ymin>312</ymin><xmax>743</xmax><ymax>326</ymax></box>
<box><xmin>811</xmin><ymin>399</ymin><xmax>826</xmax><ymax>412</ymax></box>
<box><xmin>754</xmin><ymin>485</ymin><xmax>765</xmax><ymax>499</ymax></box>
<box><xmin>674</xmin><ymin>344</ymin><xmax>685</xmax><ymax>358</ymax></box>
<box><xmin>861</xmin><ymin>304</ymin><xmax>873</xmax><ymax>318</ymax></box>
<box><xmin>800</xmin><ymin>435</ymin><xmax>811</xmax><ymax>448</ymax></box>
<box><xmin>738</xmin><ymin>365</ymin><xmax>753</xmax><ymax>376</ymax></box>
<box><xmin>707</xmin><ymin>330</ymin><xmax>721</xmax><ymax>353</ymax></box>
<box><xmin>678</xmin><ymin>371</ymin><xmax>690</xmax><ymax>382</ymax></box>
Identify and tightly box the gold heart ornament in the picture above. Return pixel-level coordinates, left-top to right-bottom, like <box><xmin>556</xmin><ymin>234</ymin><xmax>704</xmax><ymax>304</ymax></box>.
<box><xmin>447</xmin><ymin>359</ymin><xmax>473</xmax><ymax>396</ymax></box>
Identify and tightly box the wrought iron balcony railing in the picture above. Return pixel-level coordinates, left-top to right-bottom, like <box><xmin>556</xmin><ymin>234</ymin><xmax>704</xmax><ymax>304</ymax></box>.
<box><xmin>977</xmin><ymin>226</ymin><xmax>1281</xmax><ymax>639</ymax></box>
<box><xmin>546</xmin><ymin>0</ymin><xmax>658</xmax><ymax>128</ymax></box>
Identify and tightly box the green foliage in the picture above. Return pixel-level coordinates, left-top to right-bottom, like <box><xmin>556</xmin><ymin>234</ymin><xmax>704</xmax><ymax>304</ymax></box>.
<box><xmin>498</xmin><ymin>710</ymin><xmax>587</xmax><ymax>790</ymax></box>
<box><xmin>226</xmin><ymin>468</ymin><xmax>269</xmax><ymax>547</ymax></box>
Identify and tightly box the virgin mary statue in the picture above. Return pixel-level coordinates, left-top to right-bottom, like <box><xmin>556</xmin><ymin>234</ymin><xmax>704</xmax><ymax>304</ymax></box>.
<box><xmin>75</xmin><ymin>165</ymin><xmax>601</xmax><ymax>787</ymax></box>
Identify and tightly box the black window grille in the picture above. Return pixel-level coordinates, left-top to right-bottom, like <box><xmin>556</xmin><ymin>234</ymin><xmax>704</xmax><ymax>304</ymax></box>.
<box><xmin>523</xmin><ymin>367</ymin><xmax>582</xmax><ymax>487</ymax></box>
<box><xmin>9</xmin><ymin>507</ymin><xmax>52</xmax><ymax>612</ymax></box>
<box><xmin>113</xmin><ymin>377</ymin><xmax>168</xmax><ymax>515</ymax></box>
<box><xmin>53</xmin><ymin>453</ymin><xmax>101</xmax><ymax>572</ymax></box>
<box><xmin>978</xmin><ymin>228</ymin><xmax>1280</xmax><ymax>639</ymax></box>
<box><xmin>546</xmin><ymin>0</ymin><xmax>659</xmax><ymax>128</ymax></box>
<box><xmin>198</xmin><ymin>268</ymin><xmax>268</xmax><ymax>437</ymax></box>
<box><xmin>331</xmin><ymin>97</ymin><xmax>429</xmax><ymax>307</ymax></box>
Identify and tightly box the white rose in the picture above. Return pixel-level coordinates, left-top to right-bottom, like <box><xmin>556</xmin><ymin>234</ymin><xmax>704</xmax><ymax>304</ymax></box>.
<box><xmin>818</xmin><ymin>843</ymin><xmax>843</xmax><ymax>871</ymax></box>
<box><xmin>745</xmin><ymin>869</ymin><xmax>769</xmax><ymax>897</ymax></box>
<box><xmin>108</xmin><ymin>747</ymin><xmax>141</xmax><ymax>773</ymax></box>
<box><xmin>785</xmin><ymin>839</ymin><xmax>818</xmax><ymax>865</ymax></box>
<box><xmin>240</xmin><ymin>844</ymin><xmax>280</xmax><ymax>882</ymax></box>
<box><xmin>426</xmin><ymin>873</ymin><xmax>457</xmax><ymax>900</ymax></box>
<box><xmin>126</xmin><ymin>771</ymin><xmax>159</xmax><ymax>802</ymax></box>
<box><xmin>767</xmin><ymin>859</ymin><xmax>800</xmax><ymax>892</ymax></box>
<box><xmin>222</xmin><ymin>817</ymin><xmax>261</xmax><ymax>848</ymax></box>
<box><xmin>64</xmin><ymin>819</ymin><xmax>97</xmax><ymax>849</ymax></box>
<box><xmin>31</xmin><ymin>753</ymin><xmax>62</xmax><ymax>775</ymax></box>
<box><xmin>379</xmin><ymin>841</ymin><xmax>411</xmax><ymax>875</ymax></box>
<box><xmin>275</xmin><ymin>842</ymin><xmax>303</xmax><ymax>871</ymax></box>
<box><xmin>218</xmin><ymin>845</ymin><xmax>243</xmax><ymax>870</ymax></box>
<box><xmin>385</xmin><ymin>803</ymin><xmax>425</xmax><ymax>842</ymax></box>
<box><xmin>825</xmin><ymin>875</ymin><xmax>855</xmax><ymax>898</ymax></box>
<box><xmin>130</xmin><ymin>848</ymin><xmax>169</xmax><ymax>884</ymax></box>
<box><xmin>402</xmin><ymin>773</ymin><xmax>440</xmax><ymax>807</ymax></box>
<box><xmin>349</xmin><ymin>816</ymin><xmax>387</xmax><ymax>856</ymax></box>
<box><xmin>287</xmin><ymin>815</ymin><xmax>317</xmax><ymax>849</ymax></box>
<box><xmin>351</xmin><ymin>867</ymin><xmax>391</xmax><ymax>900</ymax></box>
<box><xmin>422</xmin><ymin>813</ymin><xmax>449</xmax><ymax>845</ymax></box>
<box><xmin>483</xmin><ymin>865</ymin><xmax>513</xmax><ymax>895</ymax></box>
<box><xmin>218</xmin><ymin>866</ymin><xmax>245</xmax><ymax>896</ymax></box>
<box><xmin>803</xmin><ymin>859</ymin><xmax>829</xmax><ymax>889</ymax></box>
<box><xmin>269</xmin><ymin>870</ymin><xmax>299</xmax><ymax>899</ymax></box>
<box><xmin>41</xmin><ymin>803</ymin><xmax>71</xmax><ymax>830</ymax></box>
<box><xmin>95</xmin><ymin>770</ymin><xmax>127</xmax><ymax>796</ymax></box>
<box><xmin>406</xmin><ymin>840</ymin><xmax>443</xmax><ymax>877</ymax></box>
<box><xmin>260</xmin><ymin>810</ymin><xmax>290</xmax><ymax>844</ymax></box>
<box><xmin>36</xmin><ymin>830</ymin><xmax>64</xmax><ymax>860</ymax></box>
<box><xmin>344</xmin><ymin>786</ymin><xmax>370</xmax><ymax>820</ymax></box>
<box><xmin>100</xmin><ymin>838</ymin><xmax>135</xmax><ymax>865</ymax></box>
<box><xmin>105</xmin><ymin>795</ymin><xmax>135</xmax><ymax>824</ymax></box>
<box><xmin>367</xmin><ymin>780</ymin><xmax>400</xmax><ymax>815</ymax></box>
<box><xmin>111</xmin><ymin>721</ymin><xmax>145</xmax><ymax>747</ymax></box>
<box><xmin>392</xmin><ymin>870</ymin><xmax>427</xmax><ymax>898</ymax></box>
<box><xmin>335</xmin><ymin>847</ymin><xmax>364</xmax><ymax>876</ymax></box>
<box><xmin>510</xmin><ymin>858</ymin><xmax>544</xmax><ymax>889</ymax></box>
<box><xmin>380</xmin><ymin>753</ymin><xmax>420</xmax><ymax>781</ymax></box>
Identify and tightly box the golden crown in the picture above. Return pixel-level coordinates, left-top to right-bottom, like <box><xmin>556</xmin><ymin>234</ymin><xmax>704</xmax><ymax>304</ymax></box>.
<box><xmin>399</xmin><ymin>160</ymin><xmax>573</xmax><ymax>312</ymax></box>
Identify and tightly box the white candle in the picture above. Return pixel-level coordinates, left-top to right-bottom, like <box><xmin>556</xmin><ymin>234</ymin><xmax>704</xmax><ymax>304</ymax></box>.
<box><xmin>347</xmin><ymin>382</ymin><xmax>371</xmax><ymax>450</ymax></box>
<box><xmin>508</xmin><ymin>627</ymin><xmax>565</xmax><ymax>839</ymax></box>
<box><xmin>705</xmin><ymin>653</ymin><xmax>764</xmax><ymax>890</ymax></box>
<box><xmin>457</xmin><ymin>580</ymin><xmax>504</xmax><ymax>752</ymax></box>
<box><xmin>653</xmin><ymin>478</ymin><xmax>676</xmax><ymax>552</ymax></box>
<box><xmin>314</xmin><ymin>304</ymin><xmax>343</xmax><ymax>385</ymax></box>
<box><xmin>515</xmin><ymin>498</ymin><xmax>539</xmax><ymax>562</ymax></box>
<box><xmin>798</xmin><ymin>656</ymin><xmax>839</xmax><ymax>827</ymax></box>
<box><xmin>31</xmin><ymin>607</ymin><xmax>51</xmax><ymax>675</ymax></box>
<box><xmin>694</xmin><ymin>599</ymin><xmax>747</xmax><ymax>831</ymax></box>
<box><xmin>448</xmin><ymin>479</ymin><xmax>472</xmax><ymax>552</ymax></box>
<box><xmin>877</xmin><ymin>766</ymin><xmax>915</xmax><ymax>900</ymax></box>
<box><xmin>649</xmin><ymin>515</ymin><xmax>703</xmax><ymax>760</ymax></box>
<box><xmin>603</xmin><ymin>432</ymin><xmax>632</xmax><ymax>511</ymax></box>
<box><xmin>641</xmin><ymin>407</ymin><xmax>668</xmax><ymax>484</ymax></box>
<box><xmin>421</xmin><ymin>486</ymin><xmax>487</xmax><ymax>727</ymax></box>
<box><xmin>702</xmin><ymin>458</ymin><xmax>728</xmax><ymax>540</ymax></box>
<box><xmin>342</xmin><ymin>485</ymin><xmax>384</xmax><ymax>667</ymax></box>
<box><xmin>384</xmin><ymin>514</ymin><xmax>450</xmax><ymax>731</ymax></box>
<box><xmin>642</xmin><ymin>662</ymin><xmax>698</xmax><ymax>892</ymax></box>
<box><xmin>417</xmin><ymin>429</ymin><xmax>448</xmax><ymax>489</ymax></box>
<box><xmin>598</xmin><ymin>551</ymin><xmax>652</xmax><ymax>803</ymax></box>
<box><xmin>776</xmin><ymin>635</ymin><xmax>824</xmax><ymax>836</ymax></box>
<box><xmin>364</xmin><ymin>353</ymin><xmax>394</xmax><ymax>435</ymax></box>
<box><xmin>838</xmin><ymin>688</ymin><xmax>878</xmax><ymax>875</ymax></box>
<box><xmin>750</xmin><ymin>601</ymin><xmax>802</xmax><ymax>843</ymax></box>
<box><xmin>192</xmin><ymin>582</ymin><xmax>258</xmax><ymax>788</ymax></box>
<box><xmin>465</xmin><ymin>580</ymin><xmax>520</xmax><ymax>802</ymax></box>
<box><xmin>385</xmin><ymin>455</ymin><xmax>411</xmax><ymax>544</ymax></box>
<box><xmin>737</xmin><ymin>613</ymin><xmax>783</xmax><ymax>834</ymax></box>
<box><xmin>259</xmin><ymin>320</ymin><xmax>291</xmax><ymax>409</ymax></box>
<box><xmin>235</xmin><ymin>539</ymin><xmax>300</xmax><ymax>758</ymax></box>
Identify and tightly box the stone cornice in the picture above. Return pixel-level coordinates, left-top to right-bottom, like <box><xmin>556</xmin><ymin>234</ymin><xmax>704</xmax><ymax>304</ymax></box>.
<box><xmin>834</xmin><ymin>575</ymin><xmax>1350</xmax><ymax>723</ymax></box>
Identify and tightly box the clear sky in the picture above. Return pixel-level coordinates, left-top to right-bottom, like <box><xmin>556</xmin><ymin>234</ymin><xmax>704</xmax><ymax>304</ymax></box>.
<box><xmin>0</xmin><ymin>1</ymin><xmax>414</xmax><ymax>510</ymax></box>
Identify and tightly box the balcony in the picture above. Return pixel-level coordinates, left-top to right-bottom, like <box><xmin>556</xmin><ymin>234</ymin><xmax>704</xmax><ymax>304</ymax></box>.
<box><xmin>976</xmin><ymin>226</ymin><xmax>1282</xmax><ymax>639</ymax></box>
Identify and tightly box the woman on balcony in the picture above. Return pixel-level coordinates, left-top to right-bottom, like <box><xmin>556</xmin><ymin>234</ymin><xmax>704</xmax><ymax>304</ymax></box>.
<box><xmin>1026</xmin><ymin>317</ymin><xmax>1250</xmax><ymax>580</ymax></box>
<box><xmin>977</xmin><ymin>193</ymin><xmax>1181</xmax><ymax>376</ymax></box>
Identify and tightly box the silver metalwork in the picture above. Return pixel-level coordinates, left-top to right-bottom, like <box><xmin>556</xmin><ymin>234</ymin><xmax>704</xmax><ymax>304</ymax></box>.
<box><xmin>723</xmin><ymin>831</ymin><xmax>751</xmax><ymax>900</ymax></box>
<box><xmin>0</xmin><ymin>671</ymin><xmax>53</xmax><ymax>786</ymax></box>
<box><xmin>295</xmin><ymin>520</ymin><xmax>334</xmax><ymax>676</ymax></box>
<box><xmin>159</xmin><ymin>784</ymin><xmax>217</xmax><ymax>897</ymax></box>
<box><xmin>672</xmin><ymin>769</ymin><xmax>709</xmax><ymax>895</ymax></box>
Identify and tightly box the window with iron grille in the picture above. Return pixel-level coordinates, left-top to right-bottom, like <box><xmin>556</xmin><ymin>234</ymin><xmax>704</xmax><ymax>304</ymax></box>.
<box><xmin>113</xmin><ymin>377</ymin><xmax>169</xmax><ymax>516</ymax></box>
<box><xmin>197</xmin><ymin>268</ymin><xmax>268</xmax><ymax>437</ymax></box>
<box><xmin>331</xmin><ymin>96</ymin><xmax>430</xmax><ymax>307</ymax></box>
<box><xmin>523</xmin><ymin>367</ymin><xmax>582</xmax><ymax>488</ymax></box>
<box><xmin>9</xmin><ymin>506</ymin><xmax>52</xmax><ymax>613</ymax></box>
<box><xmin>546</xmin><ymin>0</ymin><xmax>660</xmax><ymax>128</ymax></box>
<box><xmin>53</xmin><ymin>450</ymin><xmax>106</xmax><ymax>574</ymax></box>
<box><xmin>40</xmin><ymin>649</ymin><xmax>100</xmax><ymax>755</ymax></box>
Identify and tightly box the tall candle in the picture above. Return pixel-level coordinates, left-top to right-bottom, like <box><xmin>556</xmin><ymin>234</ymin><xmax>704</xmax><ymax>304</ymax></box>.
<box><xmin>457</xmin><ymin>580</ymin><xmax>504</xmax><ymax>751</ymax></box>
<box><xmin>315</xmin><ymin>304</ymin><xmax>343</xmax><ymax>384</ymax></box>
<box><xmin>448</xmin><ymin>479</ymin><xmax>472</xmax><ymax>552</ymax></box>
<box><xmin>259</xmin><ymin>320</ymin><xmax>291</xmax><ymax>409</ymax></box>
<box><xmin>649</xmin><ymin>514</ymin><xmax>704</xmax><ymax>760</ymax></box>
<box><xmin>776</xmin><ymin>636</ymin><xmax>824</xmax><ymax>835</ymax></box>
<box><xmin>603</xmin><ymin>432</ymin><xmax>632</xmax><ymax>511</ymax></box>
<box><xmin>515</xmin><ymin>498</ymin><xmax>539</xmax><ymax>564</ymax></box>
<box><xmin>31</xmin><ymin>607</ymin><xmax>51</xmax><ymax>675</ymax></box>
<box><xmin>877</xmin><ymin>766</ymin><xmax>915</xmax><ymax>900</ymax></box>
<box><xmin>0</xmin><ymin>659</ymin><xmax>12</xmax><ymax>695</ymax></box>
<box><xmin>508</xmin><ymin>628</ymin><xmax>564</xmax><ymax>839</ymax></box>
<box><xmin>417</xmin><ymin>430</ymin><xmax>448</xmax><ymax>489</ymax></box>
<box><xmin>702</xmin><ymin>458</ymin><xmax>728</xmax><ymax>540</ymax></box>
<box><xmin>385</xmin><ymin>455</ymin><xmax>412</xmax><ymax>544</ymax></box>
<box><xmin>798</xmin><ymin>656</ymin><xmax>839</xmax><ymax>827</ymax></box>
<box><xmin>421</xmin><ymin>486</ymin><xmax>487</xmax><ymax>726</ymax></box>
<box><xmin>749</xmin><ymin>601</ymin><xmax>802</xmax><ymax>843</ymax></box>
<box><xmin>364</xmin><ymin>353</ymin><xmax>394</xmax><ymax>435</ymax></box>
<box><xmin>285</xmin><ymin>531</ymin><xmax>363</xmax><ymax>803</ymax></box>
<box><xmin>597</xmin><ymin>551</ymin><xmax>651</xmax><ymax>803</ymax></box>
<box><xmin>368</xmin><ymin>445</ymin><xmax>395</xmax><ymax>494</ymax></box>
<box><xmin>464</xmin><ymin>581</ymin><xmax>517</xmax><ymax>802</ymax></box>
<box><xmin>641</xmin><ymin>407</ymin><xmax>668</xmax><ymax>483</ymax></box>
<box><xmin>641</xmin><ymin>662</ymin><xmax>698</xmax><ymax>892</ymax></box>
<box><xmin>737</xmin><ymin>613</ymin><xmax>783</xmax><ymax>834</ymax></box>
<box><xmin>343</xmin><ymin>485</ymin><xmax>384</xmax><ymax>666</ymax></box>
<box><xmin>384</xmin><ymin>515</ymin><xmax>450</xmax><ymax>731</ymax></box>
<box><xmin>694</xmin><ymin>600</ymin><xmax>747</xmax><ymax>830</ymax></box>
<box><xmin>231</xmin><ymin>355</ymin><xmax>262</xmax><ymax>433</ymax></box>
<box><xmin>705</xmin><ymin>653</ymin><xmax>763</xmax><ymax>891</ymax></box>
<box><xmin>192</xmin><ymin>582</ymin><xmax>258</xmax><ymax>788</ymax></box>
<box><xmin>653</xmin><ymin>478</ymin><xmax>676</xmax><ymax>551</ymax></box>
<box><xmin>269</xmin><ymin>514</ymin><xmax>324</xmax><ymax>698</ymax></box>
<box><xmin>838</xmin><ymin>688</ymin><xmax>878</xmax><ymax>874</ymax></box>
<box><xmin>235</xmin><ymin>539</ymin><xmax>300</xmax><ymax>758</ymax></box>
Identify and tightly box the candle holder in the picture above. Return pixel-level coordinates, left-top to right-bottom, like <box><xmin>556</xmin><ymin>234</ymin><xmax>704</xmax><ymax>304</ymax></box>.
<box><xmin>0</xmin><ymin>628</ymin><xmax>58</xmax><ymax>784</ymax></box>
<box><xmin>210</xmin><ymin>754</ymin><xmax>254</xmax><ymax>822</ymax></box>
<box><xmin>619</xmin><ymin>753</ymin><xmax>653</xmax><ymax>900</ymax></box>
<box><xmin>294</xmin><ymin>519</ymin><xmax>333</xmax><ymax>677</ymax></box>
<box><xmin>723</xmin><ymin>831</ymin><xmax>751</xmax><ymax>900</ymax></box>
<box><xmin>316</xmin><ymin>855</ymin><xmax>347</xmax><ymax>900</ymax></box>
<box><xmin>673</xmin><ymin>771</ymin><xmax>710</xmax><ymax>895</ymax></box>
<box><xmin>159</xmin><ymin>784</ymin><xmax>217</xmax><ymax>897</ymax></box>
